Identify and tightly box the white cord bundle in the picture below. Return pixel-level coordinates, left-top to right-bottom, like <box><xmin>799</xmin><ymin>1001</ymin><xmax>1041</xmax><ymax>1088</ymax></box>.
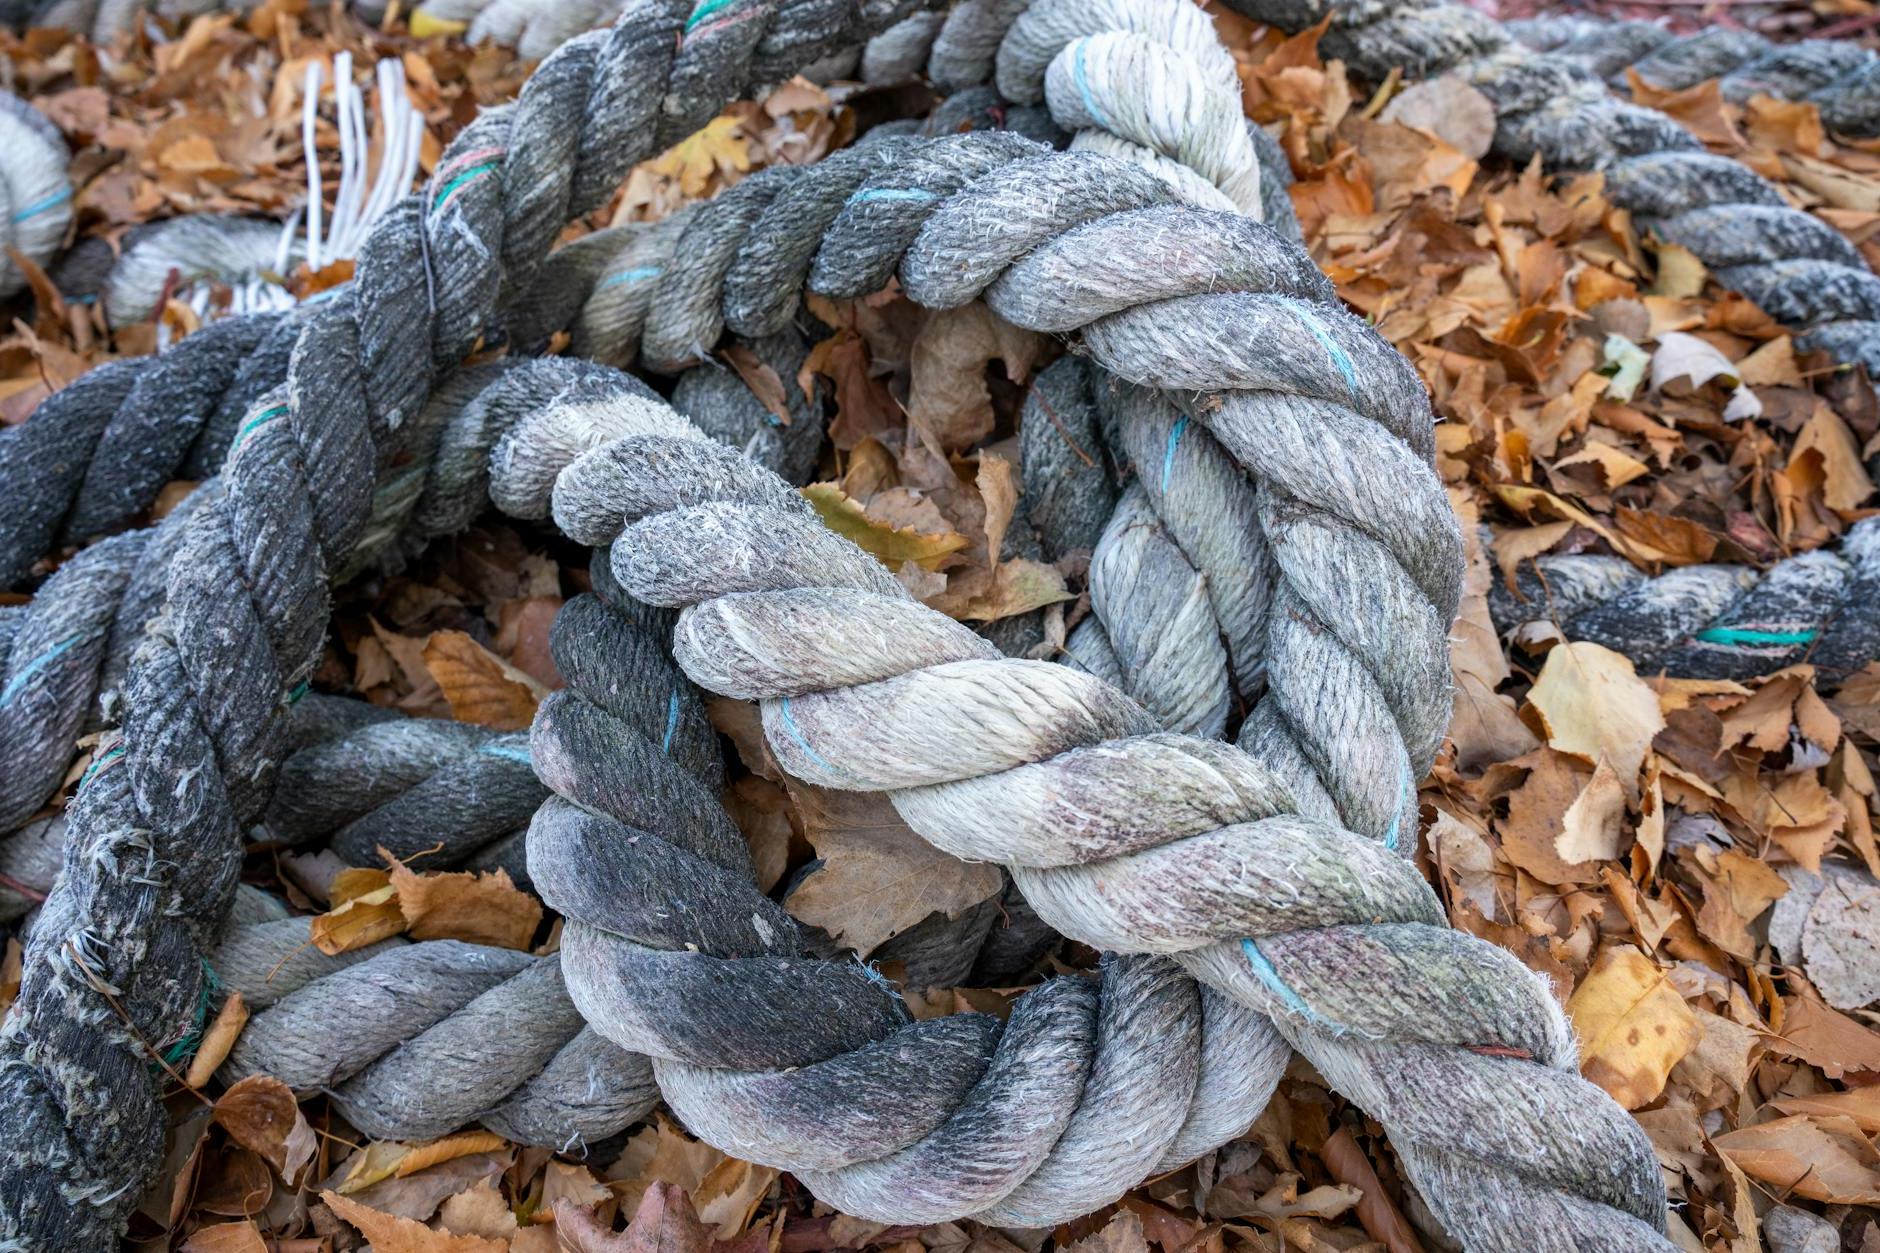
<box><xmin>106</xmin><ymin>53</ymin><xmax>424</xmax><ymax>331</ymax></box>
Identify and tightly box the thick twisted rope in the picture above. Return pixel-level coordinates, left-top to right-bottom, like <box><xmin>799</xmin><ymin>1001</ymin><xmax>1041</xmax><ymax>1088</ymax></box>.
<box><xmin>0</xmin><ymin>5</ymin><xmax>926</xmax><ymax>1244</ymax></box>
<box><xmin>1489</xmin><ymin>516</ymin><xmax>1880</xmax><ymax>684</ymax></box>
<box><xmin>214</xmin><ymin>919</ymin><xmax>659</xmax><ymax>1148</ymax></box>
<box><xmin>1218</xmin><ymin>0</ymin><xmax>1880</xmax><ymax>379</ymax></box>
<box><xmin>0</xmin><ymin>93</ymin><xmax>71</xmax><ymax>300</ymax></box>
<box><xmin>1506</xmin><ymin>15</ymin><xmax>1879</xmax><ymax>138</ymax></box>
<box><xmin>505</xmin><ymin>139</ymin><xmax>1666</xmax><ymax>1238</ymax></box>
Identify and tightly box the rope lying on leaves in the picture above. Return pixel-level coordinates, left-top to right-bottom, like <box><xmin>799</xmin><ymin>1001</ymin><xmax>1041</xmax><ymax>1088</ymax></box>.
<box><xmin>0</xmin><ymin>1</ymin><xmax>1665</xmax><ymax>1248</ymax></box>
<box><xmin>0</xmin><ymin>93</ymin><xmax>72</xmax><ymax>300</ymax></box>
<box><xmin>1506</xmin><ymin>15</ymin><xmax>1880</xmax><ymax>138</ymax></box>
<box><xmin>1217</xmin><ymin>0</ymin><xmax>1880</xmax><ymax>379</ymax></box>
<box><xmin>1489</xmin><ymin>518</ymin><xmax>1880</xmax><ymax>683</ymax></box>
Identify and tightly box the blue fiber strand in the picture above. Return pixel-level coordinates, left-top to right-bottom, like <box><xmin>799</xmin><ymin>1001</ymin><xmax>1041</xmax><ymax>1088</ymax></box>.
<box><xmin>662</xmin><ymin>690</ymin><xmax>680</xmax><ymax>754</ymax></box>
<box><xmin>1</xmin><ymin>634</ymin><xmax>81</xmax><ymax>707</ymax></box>
<box><xmin>1160</xmin><ymin>415</ymin><xmax>1189</xmax><ymax>494</ymax></box>
<box><xmin>1073</xmin><ymin>41</ymin><xmax>1111</xmax><ymax>130</ymax></box>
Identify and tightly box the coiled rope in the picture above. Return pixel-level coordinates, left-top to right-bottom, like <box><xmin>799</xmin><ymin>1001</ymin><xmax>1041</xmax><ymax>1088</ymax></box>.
<box><xmin>0</xmin><ymin>1</ymin><xmax>1668</xmax><ymax>1248</ymax></box>
<box><xmin>1506</xmin><ymin>14</ymin><xmax>1879</xmax><ymax>138</ymax></box>
<box><xmin>1217</xmin><ymin>0</ymin><xmax>1880</xmax><ymax>380</ymax></box>
<box><xmin>0</xmin><ymin>93</ymin><xmax>72</xmax><ymax>300</ymax></box>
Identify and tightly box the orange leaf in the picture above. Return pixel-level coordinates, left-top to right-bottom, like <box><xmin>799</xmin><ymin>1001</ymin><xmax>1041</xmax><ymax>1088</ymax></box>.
<box><xmin>422</xmin><ymin>629</ymin><xmax>545</xmax><ymax>732</ymax></box>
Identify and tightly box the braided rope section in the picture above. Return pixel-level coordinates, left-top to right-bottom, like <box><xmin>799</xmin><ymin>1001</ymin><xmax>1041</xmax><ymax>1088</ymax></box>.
<box><xmin>1218</xmin><ymin>0</ymin><xmax>1880</xmax><ymax>379</ymax></box>
<box><xmin>494</xmin><ymin>137</ymin><xmax>1665</xmax><ymax>1252</ymax></box>
<box><xmin>0</xmin><ymin>3</ymin><xmax>925</xmax><ymax>1244</ymax></box>
<box><xmin>1489</xmin><ymin>517</ymin><xmax>1880</xmax><ymax>683</ymax></box>
<box><xmin>1507</xmin><ymin>15</ymin><xmax>1880</xmax><ymax>138</ymax></box>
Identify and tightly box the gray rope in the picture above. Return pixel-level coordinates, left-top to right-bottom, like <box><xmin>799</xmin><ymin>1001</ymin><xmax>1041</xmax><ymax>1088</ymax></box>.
<box><xmin>1215</xmin><ymin>0</ymin><xmax>1880</xmax><ymax>378</ymax></box>
<box><xmin>1506</xmin><ymin>15</ymin><xmax>1879</xmax><ymax>138</ymax></box>
<box><xmin>510</xmin><ymin>123</ymin><xmax>1666</xmax><ymax>1237</ymax></box>
<box><xmin>0</xmin><ymin>4</ymin><xmax>923</xmax><ymax>1244</ymax></box>
<box><xmin>213</xmin><ymin>919</ymin><xmax>659</xmax><ymax>1150</ymax></box>
<box><xmin>1489</xmin><ymin>516</ymin><xmax>1880</xmax><ymax>683</ymax></box>
<box><xmin>0</xmin><ymin>93</ymin><xmax>71</xmax><ymax>300</ymax></box>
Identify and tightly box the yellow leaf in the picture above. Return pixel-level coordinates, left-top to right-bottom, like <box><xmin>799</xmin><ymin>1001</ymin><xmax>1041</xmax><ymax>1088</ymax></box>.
<box><xmin>1566</xmin><ymin>946</ymin><xmax>1700</xmax><ymax>1108</ymax></box>
<box><xmin>646</xmin><ymin>113</ymin><xmax>753</xmax><ymax>198</ymax></box>
<box><xmin>309</xmin><ymin>883</ymin><xmax>406</xmax><ymax>956</ymax></box>
<box><xmin>336</xmin><ymin>1130</ymin><xmax>511</xmax><ymax>1194</ymax></box>
<box><xmin>801</xmin><ymin>483</ymin><xmax>970</xmax><ymax>571</ymax></box>
<box><xmin>408</xmin><ymin>11</ymin><xmax>469</xmax><ymax>37</ymax></box>
<box><xmin>1527</xmin><ymin>642</ymin><xmax>1666</xmax><ymax>792</ymax></box>
<box><xmin>185</xmin><ymin>990</ymin><xmax>248</xmax><ymax>1088</ymax></box>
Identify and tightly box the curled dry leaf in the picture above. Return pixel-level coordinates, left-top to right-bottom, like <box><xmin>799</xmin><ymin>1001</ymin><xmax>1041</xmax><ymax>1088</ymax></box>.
<box><xmin>213</xmin><ymin>1076</ymin><xmax>317</xmax><ymax>1185</ymax></box>
<box><xmin>185</xmin><ymin>990</ymin><xmax>248</xmax><ymax>1088</ymax></box>
<box><xmin>1526</xmin><ymin>642</ymin><xmax>1665</xmax><ymax>793</ymax></box>
<box><xmin>1713</xmin><ymin>1115</ymin><xmax>1880</xmax><ymax>1205</ymax></box>
<box><xmin>387</xmin><ymin>858</ymin><xmax>542</xmax><ymax>951</ymax></box>
<box><xmin>800</xmin><ymin>483</ymin><xmax>969</xmax><ymax>571</ymax></box>
<box><xmin>337</xmin><ymin>1131</ymin><xmax>512</xmax><ymax>1194</ymax></box>
<box><xmin>323</xmin><ymin>1190</ymin><xmax>508</xmax><ymax>1252</ymax></box>
<box><xmin>556</xmin><ymin>1183</ymin><xmax>714</xmax><ymax>1253</ymax></box>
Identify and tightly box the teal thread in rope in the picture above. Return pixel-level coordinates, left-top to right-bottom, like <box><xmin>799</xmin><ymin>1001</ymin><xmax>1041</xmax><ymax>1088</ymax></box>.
<box><xmin>1</xmin><ymin>633</ymin><xmax>81</xmax><ymax>707</ymax></box>
<box><xmin>77</xmin><ymin>743</ymin><xmax>124</xmax><ymax>792</ymax></box>
<box><xmin>234</xmin><ymin>404</ymin><xmax>290</xmax><ymax>452</ymax></box>
<box><xmin>481</xmin><ymin>742</ymin><xmax>534</xmax><ymax>766</ymax></box>
<box><xmin>1240</xmin><ymin>937</ymin><xmax>1339</xmax><ymax>1030</ymax></box>
<box><xmin>777</xmin><ymin>696</ymin><xmax>849</xmax><ymax>780</ymax></box>
<box><xmin>685</xmin><ymin>0</ymin><xmax>738</xmax><ymax>31</ymax></box>
<box><xmin>662</xmin><ymin>690</ymin><xmax>681</xmax><ymax>754</ymax></box>
<box><xmin>285</xmin><ymin>679</ymin><xmax>310</xmax><ymax>705</ymax></box>
<box><xmin>1160</xmin><ymin>415</ymin><xmax>1189</xmax><ymax>494</ymax></box>
<box><xmin>1695</xmin><ymin>625</ymin><xmax>1818</xmax><ymax>648</ymax></box>
<box><xmin>1072</xmin><ymin>40</ymin><xmax>1112</xmax><ymax>130</ymax></box>
<box><xmin>160</xmin><ymin>959</ymin><xmax>221</xmax><ymax>1068</ymax></box>
<box><xmin>849</xmin><ymin>187</ymin><xmax>937</xmax><ymax>206</ymax></box>
<box><xmin>1276</xmin><ymin>295</ymin><xmax>1358</xmax><ymax>401</ymax></box>
<box><xmin>10</xmin><ymin>186</ymin><xmax>70</xmax><ymax>224</ymax></box>
<box><xmin>599</xmin><ymin>265</ymin><xmax>663</xmax><ymax>290</ymax></box>
<box><xmin>433</xmin><ymin>162</ymin><xmax>500</xmax><ymax>210</ymax></box>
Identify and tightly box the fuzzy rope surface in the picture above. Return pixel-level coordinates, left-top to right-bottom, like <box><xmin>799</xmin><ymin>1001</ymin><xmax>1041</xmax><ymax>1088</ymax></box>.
<box><xmin>0</xmin><ymin>93</ymin><xmax>72</xmax><ymax>300</ymax></box>
<box><xmin>0</xmin><ymin>2</ymin><xmax>922</xmax><ymax>1244</ymax></box>
<box><xmin>1506</xmin><ymin>15</ymin><xmax>1880</xmax><ymax>138</ymax></box>
<box><xmin>1489</xmin><ymin>517</ymin><xmax>1880</xmax><ymax>684</ymax></box>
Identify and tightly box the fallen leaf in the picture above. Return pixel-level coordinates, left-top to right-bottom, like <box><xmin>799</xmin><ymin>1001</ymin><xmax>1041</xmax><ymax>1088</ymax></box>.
<box><xmin>1713</xmin><ymin>1115</ymin><xmax>1880</xmax><ymax>1204</ymax></box>
<box><xmin>720</xmin><ymin>344</ymin><xmax>792</xmax><ymax>427</ymax></box>
<box><xmin>186</xmin><ymin>991</ymin><xmax>248</xmax><ymax>1088</ymax></box>
<box><xmin>783</xmin><ymin>784</ymin><xmax>1002</xmax><ymax>954</ymax></box>
<box><xmin>800</xmin><ymin>483</ymin><xmax>969</xmax><ymax>571</ymax></box>
<box><xmin>1556</xmin><ymin>757</ymin><xmax>1628</xmax><ymax>863</ymax></box>
<box><xmin>180</xmin><ymin>1222</ymin><xmax>268</xmax><ymax>1253</ymax></box>
<box><xmin>1766</xmin><ymin>996</ymin><xmax>1880</xmax><ymax>1079</ymax></box>
<box><xmin>213</xmin><ymin>1076</ymin><xmax>316</xmax><ymax>1185</ymax></box>
<box><xmin>1527</xmin><ymin>642</ymin><xmax>1666</xmax><ymax>792</ymax></box>
<box><xmin>387</xmin><ymin>858</ymin><xmax>542</xmax><ymax>951</ymax></box>
<box><xmin>905</xmin><ymin>303</ymin><xmax>1040</xmax><ymax>453</ymax></box>
<box><xmin>556</xmin><ymin>1184</ymin><xmax>713</xmax><ymax>1253</ymax></box>
<box><xmin>1566</xmin><ymin>946</ymin><xmax>1700</xmax><ymax>1108</ymax></box>
<box><xmin>323</xmin><ymin>1190</ymin><xmax>508</xmax><ymax>1252</ymax></box>
<box><xmin>423</xmin><ymin>630</ymin><xmax>546</xmax><ymax>732</ymax></box>
<box><xmin>309</xmin><ymin>882</ymin><xmax>406</xmax><ymax>956</ymax></box>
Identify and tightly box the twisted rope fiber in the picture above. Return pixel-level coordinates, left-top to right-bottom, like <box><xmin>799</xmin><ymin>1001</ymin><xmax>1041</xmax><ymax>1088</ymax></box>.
<box><xmin>1505</xmin><ymin>14</ymin><xmax>1879</xmax><ymax>138</ymax></box>
<box><xmin>7</xmin><ymin>4</ymin><xmax>1661</xmax><ymax>1241</ymax></box>
<box><xmin>0</xmin><ymin>2</ymin><xmax>931</xmax><ymax>1244</ymax></box>
<box><xmin>512</xmin><ymin>142</ymin><xmax>1668</xmax><ymax>1243</ymax></box>
<box><xmin>1488</xmin><ymin>518</ymin><xmax>1880</xmax><ymax>683</ymax></box>
<box><xmin>1218</xmin><ymin>0</ymin><xmax>1880</xmax><ymax>380</ymax></box>
<box><xmin>202</xmin><ymin>585</ymin><xmax>719</xmax><ymax>1149</ymax></box>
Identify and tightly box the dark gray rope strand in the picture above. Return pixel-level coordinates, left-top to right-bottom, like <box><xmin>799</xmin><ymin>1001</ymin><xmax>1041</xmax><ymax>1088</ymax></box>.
<box><xmin>1505</xmin><ymin>15</ymin><xmax>1879</xmax><ymax>137</ymax></box>
<box><xmin>0</xmin><ymin>3</ymin><xmax>922</xmax><ymax>1244</ymax></box>
<box><xmin>1216</xmin><ymin>0</ymin><xmax>1880</xmax><ymax>377</ymax></box>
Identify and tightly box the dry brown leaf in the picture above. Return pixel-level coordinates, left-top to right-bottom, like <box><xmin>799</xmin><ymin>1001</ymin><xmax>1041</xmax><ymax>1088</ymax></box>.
<box><xmin>337</xmin><ymin>1132</ymin><xmax>511</xmax><ymax>1194</ymax></box>
<box><xmin>323</xmin><ymin>1190</ymin><xmax>508</xmax><ymax>1252</ymax></box>
<box><xmin>1063</xmin><ymin>1209</ymin><xmax>1151</xmax><ymax>1253</ymax></box>
<box><xmin>309</xmin><ymin>881</ymin><xmax>406</xmax><ymax>955</ymax></box>
<box><xmin>606</xmin><ymin>1118</ymin><xmax>725</xmax><ymax>1220</ymax></box>
<box><xmin>180</xmin><ymin>1222</ymin><xmax>268</xmax><ymax>1253</ymax></box>
<box><xmin>1713</xmin><ymin>1115</ymin><xmax>1880</xmax><ymax>1204</ymax></box>
<box><xmin>905</xmin><ymin>303</ymin><xmax>1040</xmax><ymax>452</ymax></box>
<box><xmin>185</xmin><ymin>991</ymin><xmax>248</xmax><ymax>1088</ymax></box>
<box><xmin>213</xmin><ymin>1076</ymin><xmax>316</xmax><ymax>1184</ymax></box>
<box><xmin>1766</xmin><ymin>996</ymin><xmax>1880</xmax><ymax>1079</ymax></box>
<box><xmin>782</xmin><ymin>784</ymin><xmax>1002</xmax><ymax>954</ymax></box>
<box><xmin>423</xmin><ymin>629</ymin><xmax>546</xmax><ymax>732</ymax></box>
<box><xmin>720</xmin><ymin>343</ymin><xmax>792</xmax><ymax>427</ymax></box>
<box><xmin>693</xmin><ymin>1155</ymin><xmax>778</xmax><ymax>1240</ymax></box>
<box><xmin>1556</xmin><ymin>757</ymin><xmax>1628</xmax><ymax>864</ymax></box>
<box><xmin>1790</xmin><ymin>404</ymin><xmax>1875</xmax><ymax>512</ymax></box>
<box><xmin>556</xmin><ymin>1184</ymin><xmax>713</xmax><ymax>1253</ymax></box>
<box><xmin>386</xmin><ymin>856</ymin><xmax>541</xmax><ymax>951</ymax></box>
<box><xmin>1566</xmin><ymin>946</ymin><xmax>1700</xmax><ymax>1109</ymax></box>
<box><xmin>1527</xmin><ymin>642</ymin><xmax>1665</xmax><ymax>791</ymax></box>
<box><xmin>800</xmin><ymin>483</ymin><xmax>970</xmax><ymax>571</ymax></box>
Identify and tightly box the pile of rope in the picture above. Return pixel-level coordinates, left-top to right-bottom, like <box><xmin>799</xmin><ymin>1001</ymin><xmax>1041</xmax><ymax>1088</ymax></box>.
<box><xmin>0</xmin><ymin>3</ymin><xmax>1681</xmax><ymax>1252</ymax></box>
